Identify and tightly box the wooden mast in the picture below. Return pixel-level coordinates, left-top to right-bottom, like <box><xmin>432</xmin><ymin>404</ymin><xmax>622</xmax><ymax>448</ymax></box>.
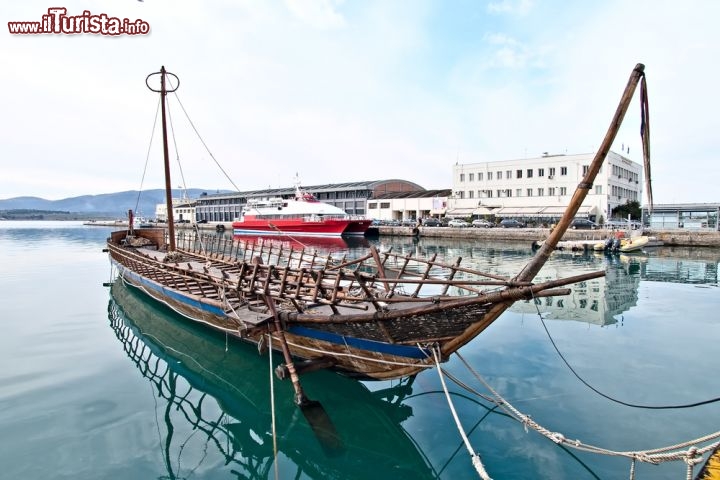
<box><xmin>158</xmin><ymin>66</ymin><xmax>176</xmax><ymax>252</ymax></box>
<box><xmin>516</xmin><ymin>63</ymin><xmax>647</xmax><ymax>283</ymax></box>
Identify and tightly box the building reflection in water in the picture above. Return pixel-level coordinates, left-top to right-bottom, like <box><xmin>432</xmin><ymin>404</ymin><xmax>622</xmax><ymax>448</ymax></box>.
<box><xmin>353</xmin><ymin>238</ymin><xmax>718</xmax><ymax>328</ymax></box>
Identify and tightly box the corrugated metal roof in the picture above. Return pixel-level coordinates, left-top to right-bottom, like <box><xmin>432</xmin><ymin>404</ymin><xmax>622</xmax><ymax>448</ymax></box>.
<box><xmin>371</xmin><ymin>189</ymin><xmax>451</xmax><ymax>199</ymax></box>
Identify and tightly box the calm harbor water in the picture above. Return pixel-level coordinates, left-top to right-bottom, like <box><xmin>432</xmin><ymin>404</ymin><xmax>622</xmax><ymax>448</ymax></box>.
<box><xmin>1</xmin><ymin>221</ymin><xmax>719</xmax><ymax>480</ymax></box>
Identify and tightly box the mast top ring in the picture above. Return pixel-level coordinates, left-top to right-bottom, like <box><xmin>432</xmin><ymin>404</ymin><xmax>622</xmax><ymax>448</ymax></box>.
<box><xmin>146</xmin><ymin>66</ymin><xmax>179</xmax><ymax>93</ymax></box>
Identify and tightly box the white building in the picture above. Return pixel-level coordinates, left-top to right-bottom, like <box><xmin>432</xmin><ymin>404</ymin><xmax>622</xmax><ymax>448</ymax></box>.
<box><xmin>155</xmin><ymin>198</ymin><xmax>197</xmax><ymax>223</ymax></box>
<box><xmin>449</xmin><ymin>151</ymin><xmax>642</xmax><ymax>223</ymax></box>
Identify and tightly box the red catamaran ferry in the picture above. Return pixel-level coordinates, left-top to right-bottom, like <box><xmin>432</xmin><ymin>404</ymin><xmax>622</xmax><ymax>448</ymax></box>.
<box><xmin>231</xmin><ymin>181</ymin><xmax>371</xmax><ymax>237</ymax></box>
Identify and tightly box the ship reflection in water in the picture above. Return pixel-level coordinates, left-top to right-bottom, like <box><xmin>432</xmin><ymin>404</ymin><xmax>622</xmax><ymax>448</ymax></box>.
<box><xmin>107</xmin><ymin>281</ymin><xmax>435</xmax><ymax>480</ymax></box>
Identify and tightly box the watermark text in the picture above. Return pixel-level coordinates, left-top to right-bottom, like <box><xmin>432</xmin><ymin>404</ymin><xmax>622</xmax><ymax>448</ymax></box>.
<box><xmin>8</xmin><ymin>8</ymin><xmax>150</xmax><ymax>35</ymax></box>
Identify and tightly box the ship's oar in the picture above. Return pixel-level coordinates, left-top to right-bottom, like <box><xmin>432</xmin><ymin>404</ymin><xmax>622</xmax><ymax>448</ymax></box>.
<box><xmin>262</xmin><ymin>293</ymin><xmax>343</xmax><ymax>457</ymax></box>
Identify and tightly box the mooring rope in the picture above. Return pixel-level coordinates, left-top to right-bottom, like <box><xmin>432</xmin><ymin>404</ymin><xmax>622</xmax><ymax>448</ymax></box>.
<box><xmin>528</xmin><ymin>289</ymin><xmax>720</xmax><ymax>410</ymax></box>
<box><xmin>268</xmin><ymin>334</ymin><xmax>279</xmax><ymax>480</ymax></box>
<box><xmin>453</xmin><ymin>350</ymin><xmax>720</xmax><ymax>478</ymax></box>
<box><xmin>433</xmin><ymin>347</ymin><xmax>492</xmax><ymax>480</ymax></box>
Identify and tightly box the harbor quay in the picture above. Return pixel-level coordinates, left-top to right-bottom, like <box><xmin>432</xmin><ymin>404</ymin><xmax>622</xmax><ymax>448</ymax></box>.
<box><xmin>377</xmin><ymin>226</ymin><xmax>720</xmax><ymax>248</ymax></box>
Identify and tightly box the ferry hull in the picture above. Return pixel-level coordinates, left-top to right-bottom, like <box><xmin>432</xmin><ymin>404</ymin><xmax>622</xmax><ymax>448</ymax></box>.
<box><xmin>232</xmin><ymin>218</ymin><xmax>349</xmax><ymax>237</ymax></box>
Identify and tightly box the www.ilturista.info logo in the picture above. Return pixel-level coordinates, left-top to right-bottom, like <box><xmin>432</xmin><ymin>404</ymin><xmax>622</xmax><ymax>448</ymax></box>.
<box><xmin>8</xmin><ymin>8</ymin><xmax>150</xmax><ymax>35</ymax></box>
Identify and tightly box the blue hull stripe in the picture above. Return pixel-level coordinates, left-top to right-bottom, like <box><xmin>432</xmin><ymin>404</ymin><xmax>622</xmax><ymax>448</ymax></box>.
<box><xmin>120</xmin><ymin>266</ymin><xmax>226</xmax><ymax>316</ymax></box>
<box><xmin>119</xmin><ymin>263</ymin><xmax>425</xmax><ymax>359</ymax></box>
<box><xmin>287</xmin><ymin>325</ymin><xmax>428</xmax><ymax>359</ymax></box>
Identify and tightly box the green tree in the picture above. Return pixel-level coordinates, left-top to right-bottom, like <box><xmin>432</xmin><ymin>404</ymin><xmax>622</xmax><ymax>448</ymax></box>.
<box><xmin>611</xmin><ymin>200</ymin><xmax>641</xmax><ymax>220</ymax></box>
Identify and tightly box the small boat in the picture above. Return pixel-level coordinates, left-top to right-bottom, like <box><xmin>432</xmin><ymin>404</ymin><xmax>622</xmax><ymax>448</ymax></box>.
<box><xmin>619</xmin><ymin>235</ymin><xmax>649</xmax><ymax>252</ymax></box>
<box><xmin>106</xmin><ymin>64</ymin><xmax>650</xmax><ymax>405</ymax></box>
<box><xmin>231</xmin><ymin>177</ymin><xmax>372</xmax><ymax>237</ymax></box>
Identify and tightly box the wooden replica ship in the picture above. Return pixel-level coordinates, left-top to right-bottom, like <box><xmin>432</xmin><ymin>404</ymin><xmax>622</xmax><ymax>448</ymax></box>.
<box><xmin>106</xmin><ymin>64</ymin><xmax>651</xmax><ymax>405</ymax></box>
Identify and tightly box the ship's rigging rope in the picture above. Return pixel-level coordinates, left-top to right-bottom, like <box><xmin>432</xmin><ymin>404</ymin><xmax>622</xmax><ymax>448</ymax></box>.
<box><xmin>135</xmin><ymin>97</ymin><xmax>161</xmax><ymax>216</ymax></box>
<box><xmin>169</xmin><ymin>88</ymin><xmax>243</xmax><ymax>193</ymax></box>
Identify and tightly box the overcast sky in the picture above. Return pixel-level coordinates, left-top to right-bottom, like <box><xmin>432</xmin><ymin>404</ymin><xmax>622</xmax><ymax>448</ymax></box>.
<box><xmin>2</xmin><ymin>0</ymin><xmax>718</xmax><ymax>203</ymax></box>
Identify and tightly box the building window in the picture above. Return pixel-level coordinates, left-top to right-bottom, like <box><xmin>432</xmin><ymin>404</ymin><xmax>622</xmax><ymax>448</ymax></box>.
<box><xmin>506</xmin><ymin>189</ymin><xmax>512</xmax><ymax>197</ymax></box>
<box><xmin>477</xmin><ymin>190</ymin><xmax>483</xmax><ymax>198</ymax></box>
<box><xmin>469</xmin><ymin>173</ymin><xmax>474</xmax><ymax>182</ymax></box>
<box><xmin>538</xmin><ymin>188</ymin><xmax>544</xmax><ymax>196</ymax></box>
<box><xmin>469</xmin><ymin>190</ymin><xmax>474</xmax><ymax>199</ymax></box>
<box><xmin>497</xmin><ymin>171</ymin><xmax>503</xmax><ymax>180</ymax></box>
<box><xmin>527</xmin><ymin>169</ymin><xmax>533</xmax><ymax>178</ymax></box>
<box><xmin>559</xmin><ymin>187</ymin><xmax>567</xmax><ymax>195</ymax></box>
<box><xmin>458</xmin><ymin>191</ymin><xmax>465</xmax><ymax>199</ymax></box>
<box><xmin>368</xmin><ymin>202</ymin><xmax>377</xmax><ymax>209</ymax></box>
<box><xmin>516</xmin><ymin>169</ymin><xmax>523</xmax><ymax>179</ymax></box>
<box><xmin>560</xmin><ymin>166</ymin><xmax>568</xmax><ymax>175</ymax></box>
<box><xmin>516</xmin><ymin>188</ymin><xmax>522</xmax><ymax>197</ymax></box>
<box><xmin>460</xmin><ymin>173</ymin><xmax>465</xmax><ymax>182</ymax></box>
<box><xmin>380</xmin><ymin>202</ymin><xmax>390</xmax><ymax>209</ymax></box>
<box><xmin>497</xmin><ymin>189</ymin><xmax>503</xmax><ymax>197</ymax></box>
<box><xmin>478</xmin><ymin>172</ymin><xmax>483</xmax><ymax>181</ymax></box>
<box><xmin>487</xmin><ymin>190</ymin><xmax>493</xmax><ymax>198</ymax></box>
<box><xmin>527</xmin><ymin>188</ymin><xmax>533</xmax><ymax>197</ymax></box>
<box><xmin>595</xmin><ymin>185</ymin><xmax>602</xmax><ymax>195</ymax></box>
<box><xmin>506</xmin><ymin>170</ymin><xmax>512</xmax><ymax>179</ymax></box>
<box><xmin>538</xmin><ymin>168</ymin><xmax>545</xmax><ymax>177</ymax></box>
<box><xmin>488</xmin><ymin>171</ymin><xmax>493</xmax><ymax>180</ymax></box>
<box><xmin>582</xmin><ymin>165</ymin><xmax>589</xmax><ymax>175</ymax></box>
<box><xmin>549</xmin><ymin>167</ymin><xmax>556</xmax><ymax>176</ymax></box>
<box><xmin>548</xmin><ymin>187</ymin><xmax>556</xmax><ymax>196</ymax></box>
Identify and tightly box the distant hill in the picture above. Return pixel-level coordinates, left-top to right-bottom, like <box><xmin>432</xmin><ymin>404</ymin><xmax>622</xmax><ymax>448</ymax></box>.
<box><xmin>0</xmin><ymin>189</ymin><xmax>226</xmax><ymax>219</ymax></box>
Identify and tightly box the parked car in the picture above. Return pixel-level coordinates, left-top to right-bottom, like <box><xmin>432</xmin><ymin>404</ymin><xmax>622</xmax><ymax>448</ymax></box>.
<box><xmin>422</xmin><ymin>218</ymin><xmax>442</xmax><ymax>227</ymax></box>
<box><xmin>570</xmin><ymin>218</ymin><xmax>599</xmax><ymax>230</ymax></box>
<box><xmin>606</xmin><ymin>219</ymin><xmax>642</xmax><ymax>230</ymax></box>
<box><xmin>447</xmin><ymin>219</ymin><xmax>470</xmax><ymax>228</ymax></box>
<box><xmin>499</xmin><ymin>219</ymin><xmax>525</xmax><ymax>228</ymax></box>
<box><xmin>471</xmin><ymin>219</ymin><xmax>494</xmax><ymax>228</ymax></box>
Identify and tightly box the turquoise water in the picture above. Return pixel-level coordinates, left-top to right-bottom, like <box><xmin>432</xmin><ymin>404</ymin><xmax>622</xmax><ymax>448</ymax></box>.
<box><xmin>1</xmin><ymin>221</ymin><xmax>719</xmax><ymax>479</ymax></box>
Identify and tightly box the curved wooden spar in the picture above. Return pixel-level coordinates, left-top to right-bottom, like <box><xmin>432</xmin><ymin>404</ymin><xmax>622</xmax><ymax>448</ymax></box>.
<box><xmin>517</xmin><ymin>63</ymin><xmax>647</xmax><ymax>283</ymax></box>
